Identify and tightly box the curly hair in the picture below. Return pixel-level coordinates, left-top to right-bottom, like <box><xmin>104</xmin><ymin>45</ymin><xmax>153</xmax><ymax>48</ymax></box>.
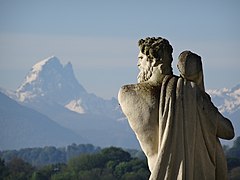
<box><xmin>138</xmin><ymin>37</ymin><xmax>173</xmax><ymax>75</ymax></box>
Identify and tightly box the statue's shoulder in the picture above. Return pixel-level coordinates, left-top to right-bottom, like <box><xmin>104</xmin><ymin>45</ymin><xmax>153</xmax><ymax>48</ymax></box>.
<box><xmin>119</xmin><ymin>83</ymin><xmax>139</xmax><ymax>95</ymax></box>
<box><xmin>118</xmin><ymin>82</ymin><xmax>160</xmax><ymax>124</ymax></box>
<box><xmin>118</xmin><ymin>82</ymin><xmax>160</xmax><ymax>111</ymax></box>
<box><xmin>119</xmin><ymin>82</ymin><xmax>159</xmax><ymax>100</ymax></box>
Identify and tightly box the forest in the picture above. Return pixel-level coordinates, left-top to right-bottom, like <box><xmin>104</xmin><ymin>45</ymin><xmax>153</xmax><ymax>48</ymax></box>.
<box><xmin>0</xmin><ymin>137</ymin><xmax>240</xmax><ymax>180</ymax></box>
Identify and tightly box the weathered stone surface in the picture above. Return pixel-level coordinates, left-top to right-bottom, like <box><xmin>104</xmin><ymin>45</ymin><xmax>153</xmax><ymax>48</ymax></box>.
<box><xmin>118</xmin><ymin>37</ymin><xmax>234</xmax><ymax>180</ymax></box>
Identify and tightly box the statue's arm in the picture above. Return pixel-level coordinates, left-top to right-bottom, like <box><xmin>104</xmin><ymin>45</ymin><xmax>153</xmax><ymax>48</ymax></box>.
<box><xmin>118</xmin><ymin>84</ymin><xmax>159</xmax><ymax>172</ymax></box>
<box><xmin>204</xmin><ymin>94</ymin><xmax>235</xmax><ymax>140</ymax></box>
<box><xmin>215</xmin><ymin>111</ymin><xmax>235</xmax><ymax>140</ymax></box>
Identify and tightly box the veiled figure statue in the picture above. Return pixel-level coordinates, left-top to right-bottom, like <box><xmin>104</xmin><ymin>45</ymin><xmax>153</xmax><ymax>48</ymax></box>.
<box><xmin>118</xmin><ymin>37</ymin><xmax>234</xmax><ymax>180</ymax></box>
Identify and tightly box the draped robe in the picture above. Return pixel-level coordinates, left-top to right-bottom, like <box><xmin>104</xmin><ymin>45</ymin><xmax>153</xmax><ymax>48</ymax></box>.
<box><xmin>150</xmin><ymin>75</ymin><xmax>233</xmax><ymax>180</ymax></box>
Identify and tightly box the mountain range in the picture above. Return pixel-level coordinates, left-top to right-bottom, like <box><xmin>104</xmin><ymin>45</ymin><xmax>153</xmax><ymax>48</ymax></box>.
<box><xmin>0</xmin><ymin>56</ymin><xmax>138</xmax><ymax>150</ymax></box>
<box><xmin>0</xmin><ymin>56</ymin><xmax>239</xmax><ymax>150</ymax></box>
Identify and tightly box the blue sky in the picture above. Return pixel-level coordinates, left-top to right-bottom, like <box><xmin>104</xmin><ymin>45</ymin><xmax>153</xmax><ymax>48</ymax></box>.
<box><xmin>0</xmin><ymin>0</ymin><xmax>239</xmax><ymax>99</ymax></box>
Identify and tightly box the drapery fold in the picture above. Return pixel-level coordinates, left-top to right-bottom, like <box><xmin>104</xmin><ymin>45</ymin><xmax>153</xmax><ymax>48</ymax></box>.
<box><xmin>150</xmin><ymin>76</ymin><xmax>227</xmax><ymax>180</ymax></box>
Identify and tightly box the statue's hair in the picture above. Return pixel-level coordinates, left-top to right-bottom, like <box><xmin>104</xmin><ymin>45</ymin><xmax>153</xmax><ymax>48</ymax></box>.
<box><xmin>138</xmin><ymin>37</ymin><xmax>173</xmax><ymax>74</ymax></box>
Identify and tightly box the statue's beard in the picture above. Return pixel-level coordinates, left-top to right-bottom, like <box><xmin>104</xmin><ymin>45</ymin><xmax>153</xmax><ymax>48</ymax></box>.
<box><xmin>137</xmin><ymin>66</ymin><xmax>153</xmax><ymax>83</ymax></box>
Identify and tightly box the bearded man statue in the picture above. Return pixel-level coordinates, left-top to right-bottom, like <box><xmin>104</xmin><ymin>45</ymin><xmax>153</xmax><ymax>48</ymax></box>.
<box><xmin>118</xmin><ymin>37</ymin><xmax>234</xmax><ymax>180</ymax></box>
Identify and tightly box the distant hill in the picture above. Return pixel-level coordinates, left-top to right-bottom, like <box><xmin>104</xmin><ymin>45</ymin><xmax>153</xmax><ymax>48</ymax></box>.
<box><xmin>0</xmin><ymin>92</ymin><xmax>86</xmax><ymax>150</ymax></box>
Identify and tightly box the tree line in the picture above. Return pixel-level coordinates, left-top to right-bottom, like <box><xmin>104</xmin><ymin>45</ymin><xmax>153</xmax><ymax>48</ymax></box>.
<box><xmin>0</xmin><ymin>143</ymin><xmax>101</xmax><ymax>167</ymax></box>
<box><xmin>0</xmin><ymin>137</ymin><xmax>240</xmax><ymax>180</ymax></box>
<box><xmin>0</xmin><ymin>146</ymin><xmax>149</xmax><ymax>180</ymax></box>
<box><xmin>0</xmin><ymin>144</ymin><xmax>145</xmax><ymax>168</ymax></box>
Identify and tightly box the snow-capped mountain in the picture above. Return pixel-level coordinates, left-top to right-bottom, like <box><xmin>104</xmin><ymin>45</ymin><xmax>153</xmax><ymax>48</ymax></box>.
<box><xmin>16</xmin><ymin>56</ymin><xmax>121</xmax><ymax>118</ymax></box>
<box><xmin>16</xmin><ymin>56</ymin><xmax>86</xmax><ymax>104</ymax></box>
<box><xmin>7</xmin><ymin>56</ymin><xmax>137</xmax><ymax>149</ymax></box>
<box><xmin>207</xmin><ymin>83</ymin><xmax>240</xmax><ymax>115</ymax></box>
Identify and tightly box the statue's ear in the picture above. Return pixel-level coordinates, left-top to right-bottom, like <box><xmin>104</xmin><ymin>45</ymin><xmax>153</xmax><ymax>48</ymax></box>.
<box><xmin>152</xmin><ymin>58</ymin><xmax>160</xmax><ymax>67</ymax></box>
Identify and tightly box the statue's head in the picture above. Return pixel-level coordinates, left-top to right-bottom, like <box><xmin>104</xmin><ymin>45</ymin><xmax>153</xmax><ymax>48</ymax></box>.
<box><xmin>177</xmin><ymin>50</ymin><xmax>205</xmax><ymax>91</ymax></box>
<box><xmin>137</xmin><ymin>37</ymin><xmax>173</xmax><ymax>82</ymax></box>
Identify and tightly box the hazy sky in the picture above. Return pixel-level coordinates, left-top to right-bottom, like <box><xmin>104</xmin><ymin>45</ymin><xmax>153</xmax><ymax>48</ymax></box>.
<box><xmin>0</xmin><ymin>0</ymin><xmax>239</xmax><ymax>99</ymax></box>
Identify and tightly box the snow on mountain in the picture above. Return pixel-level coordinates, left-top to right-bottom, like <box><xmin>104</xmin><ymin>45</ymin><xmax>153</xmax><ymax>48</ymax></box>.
<box><xmin>15</xmin><ymin>56</ymin><xmax>121</xmax><ymax>118</ymax></box>
<box><xmin>16</xmin><ymin>56</ymin><xmax>86</xmax><ymax>104</ymax></box>
<box><xmin>65</xmin><ymin>99</ymin><xmax>86</xmax><ymax>114</ymax></box>
<box><xmin>207</xmin><ymin>83</ymin><xmax>240</xmax><ymax>114</ymax></box>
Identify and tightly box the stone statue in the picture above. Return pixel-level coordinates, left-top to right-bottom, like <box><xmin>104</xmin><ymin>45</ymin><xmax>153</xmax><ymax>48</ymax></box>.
<box><xmin>118</xmin><ymin>37</ymin><xmax>235</xmax><ymax>180</ymax></box>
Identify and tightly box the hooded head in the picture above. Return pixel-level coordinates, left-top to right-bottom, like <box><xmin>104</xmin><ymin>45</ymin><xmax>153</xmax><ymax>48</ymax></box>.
<box><xmin>177</xmin><ymin>50</ymin><xmax>205</xmax><ymax>91</ymax></box>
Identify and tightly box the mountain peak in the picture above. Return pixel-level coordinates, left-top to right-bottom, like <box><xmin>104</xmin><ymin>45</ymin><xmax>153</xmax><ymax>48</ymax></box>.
<box><xmin>16</xmin><ymin>56</ymin><xmax>86</xmax><ymax>103</ymax></box>
<box><xmin>22</xmin><ymin>56</ymin><xmax>61</xmax><ymax>85</ymax></box>
<box><xmin>63</xmin><ymin>62</ymin><xmax>74</xmax><ymax>74</ymax></box>
<box><xmin>32</xmin><ymin>56</ymin><xmax>60</xmax><ymax>69</ymax></box>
